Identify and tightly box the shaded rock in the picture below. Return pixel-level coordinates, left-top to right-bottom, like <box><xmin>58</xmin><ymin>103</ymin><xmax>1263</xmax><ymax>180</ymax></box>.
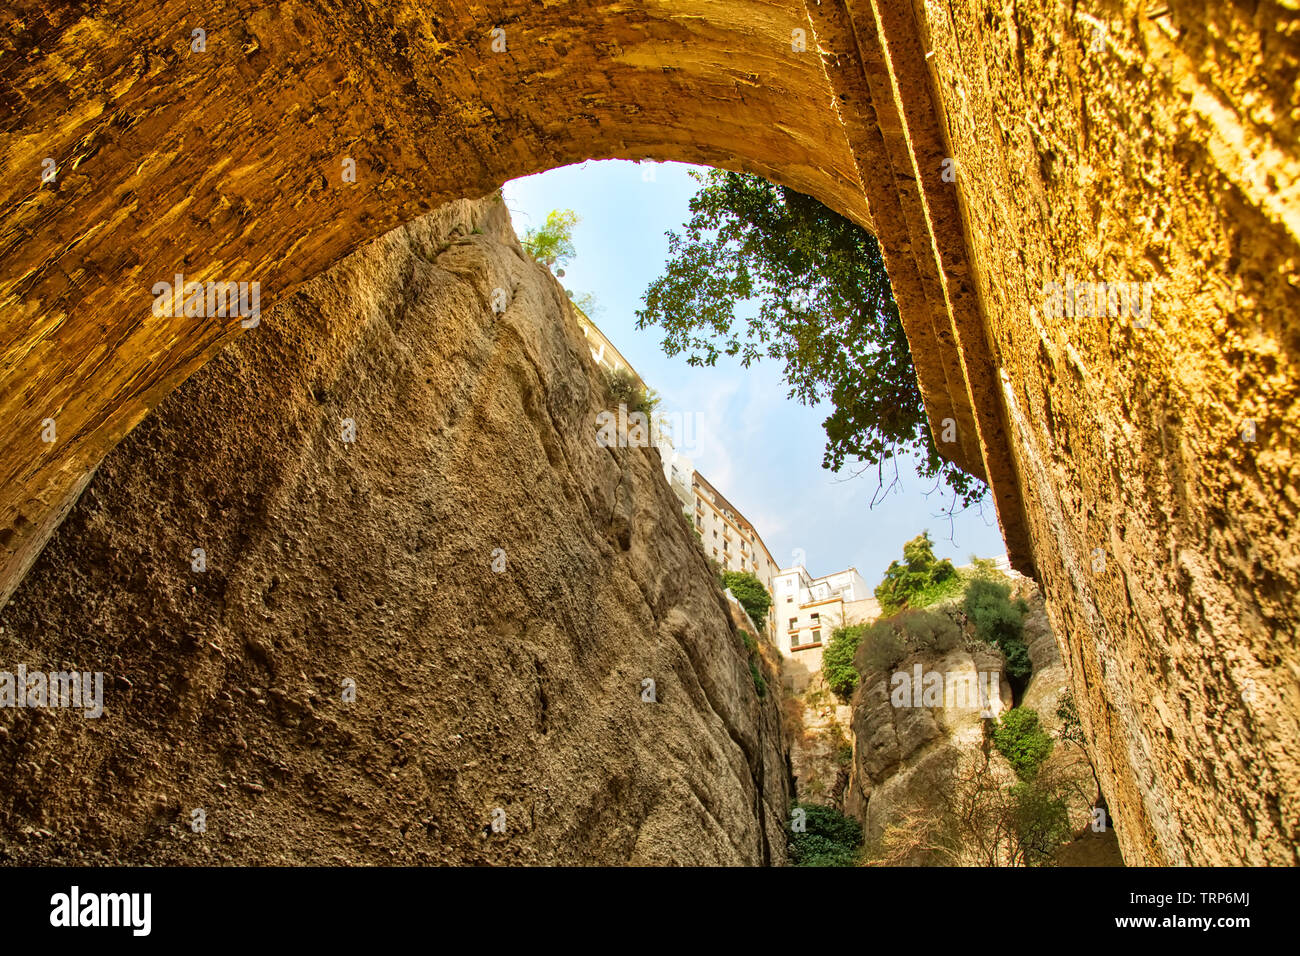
<box><xmin>0</xmin><ymin>197</ymin><xmax>790</xmax><ymax>866</ymax></box>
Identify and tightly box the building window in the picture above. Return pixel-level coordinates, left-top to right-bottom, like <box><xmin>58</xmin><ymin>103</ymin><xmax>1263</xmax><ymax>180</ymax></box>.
<box><xmin>786</xmin><ymin>596</ymin><xmax>793</xmax><ymax>603</ymax></box>
<box><xmin>810</xmin><ymin>629</ymin><xmax>821</xmax><ymax>645</ymax></box>
<box><xmin>713</xmin><ymin>548</ymin><xmax>719</xmax><ymax>557</ymax></box>
<box><xmin>788</xmin><ymin>618</ymin><xmax>797</xmax><ymax>630</ymax></box>
<box><xmin>811</xmin><ymin>613</ymin><xmax>820</xmax><ymax>624</ymax></box>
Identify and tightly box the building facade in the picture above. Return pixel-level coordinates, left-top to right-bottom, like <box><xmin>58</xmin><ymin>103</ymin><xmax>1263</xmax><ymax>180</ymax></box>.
<box><xmin>574</xmin><ymin>303</ymin><xmax>645</xmax><ymax>391</ymax></box>
<box><xmin>690</xmin><ymin>471</ymin><xmax>778</xmax><ymax>598</ymax></box>
<box><xmin>772</xmin><ymin>566</ymin><xmax>879</xmax><ymax>688</ymax></box>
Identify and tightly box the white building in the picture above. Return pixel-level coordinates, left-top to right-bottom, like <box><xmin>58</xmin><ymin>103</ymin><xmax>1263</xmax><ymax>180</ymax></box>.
<box><xmin>773</xmin><ymin>565</ymin><xmax>880</xmax><ymax>689</ymax></box>
<box><xmin>574</xmin><ymin>303</ymin><xmax>644</xmax><ymax>389</ymax></box>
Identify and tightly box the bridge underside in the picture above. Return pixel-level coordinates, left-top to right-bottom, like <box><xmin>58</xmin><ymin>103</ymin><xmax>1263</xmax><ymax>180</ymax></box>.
<box><xmin>2</xmin><ymin>0</ymin><xmax>1297</xmax><ymax>865</ymax></box>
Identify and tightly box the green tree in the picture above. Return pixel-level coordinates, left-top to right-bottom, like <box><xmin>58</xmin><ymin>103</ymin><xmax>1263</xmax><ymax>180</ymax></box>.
<box><xmin>993</xmin><ymin>707</ymin><xmax>1054</xmax><ymax>779</ymax></box>
<box><xmin>822</xmin><ymin>623</ymin><xmax>866</xmax><ymax>699</ymax></box>
<box><xmin>636</xmin><ymin>169</ymin><xmax>985</xmax><ymax>511</ymax></box>
<box><xmin>721</xmin><ymin>570</ymin><xmax>772</xmax><ymax>629</ymax></box>
<box><xmin>963</xmin><ymin>575</ymin><xmax>1031</xmax><ymax>680</ymax></box>
<box><xmin>1009</xmin><ymin>782</ymin><xmax>1072</xmax><ymax>866</ymax></box>
<box><xmin>521</xmin><ymin>209</ymin><xmax>580</xmax><ymax>270</ymax></box>
<box><xmin>874</xmin><ymin>532</ymin><xmax>958</xmax><ymax>615</ymax></box>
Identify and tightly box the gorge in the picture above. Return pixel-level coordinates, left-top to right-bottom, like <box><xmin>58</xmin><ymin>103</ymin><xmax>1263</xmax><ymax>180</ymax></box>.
<box><xmin>1</xmin><ymin>0</ymin><xmax>1297</xmax><ymax>866</ymax></box>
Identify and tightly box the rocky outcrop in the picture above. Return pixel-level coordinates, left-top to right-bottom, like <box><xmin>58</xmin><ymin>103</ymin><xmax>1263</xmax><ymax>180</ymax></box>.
<box><xmin>843</xmin><ymin>587</ymin><xmax>1113</xmax><ymax>866</ymax></box>
<box><xmin>1020</xmin><ymin>580</ymin><xmax>1072</xmax><ymax>738</ymax></box>
<box><xmin>844</xmin><ymin>638</ymin><xmax>1011</xmax><ymax>855</ymax></box>
<box><xmin>0</xmin><ymin>197</ymin><xmax>790</xmax><ymax>865</ymax></box>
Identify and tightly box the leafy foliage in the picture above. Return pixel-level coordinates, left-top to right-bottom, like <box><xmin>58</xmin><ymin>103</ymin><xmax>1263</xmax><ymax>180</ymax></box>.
<box><xmin>721</xmin><ymin>570</ymin><xmax>772</xmax><ymax>628</ymax></box>
<box><xmin>993</xmin><ymin>707</ymin><xmax>1054</xmax><ymax>779</ymax></box>
<box><xmin>521</xmin><ymin>209</ymin><xmax>579</xmax><ymax>269</ymax></box>
<box><xmin>822</xmin><ymin>623</ymin><xmax>866</xmax><ymax>699</ymax></box>
<box><xmin>909</xmin><ymin>572</ymin><xmax>967</xmax><ymax>609</ymax></box>
<box><xmin>967</xmin><ymin>556</ymin><xmax>1002</xmax><ymax>578</ymax></box>
<box><xmin>830</xmin><ymin>723</ymin><xmax>854</xmax><ymax>768</ymax></box>
<box><xmin>787</xmin><ymin>804</ymin><xmax>863</xmax><ymax>867</ymax></box>
<box><xmin>874</xmin><ymin>532</ymin><xmax>958</xmax><ymax>615</ymax></box>
<box><xmin>636</xmin><ymin>169</ymin><xmax>985</xmax><ymax>510</ymax></box>
<box><xmin>963</xmin><ymin>576</ymin><xmax>1031</xmax><ymax>680</ymax></box>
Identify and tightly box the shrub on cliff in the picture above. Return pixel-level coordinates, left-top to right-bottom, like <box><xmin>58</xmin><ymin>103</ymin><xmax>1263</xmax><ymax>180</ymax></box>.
<box><xmin>822</xmin><ymin>623</ymin><xmax>866</xmax><ymax>699</ymax></box>
<box><xmin>993</xmin><ymin>707</ymin><xmax>1054</xmax><ymax>779</ymax></box>
<box><xmin>604</xmin><ymin>367</ymin><xmax>660</xmax><ymax>418</ymax></box>
<box><xmin>1009</xmin><ymin>782</ymin><xmax>1072</xmax><ymax>866</ymax></box>
<box><xmin>874</xmin><ymin>532</ymin><xmax>958</xmax><ymax>615</ymax></box>
<box><xmin>787</xmin><ymin>803</ymin><xmax>863</xmax><ymax>867</ymax></box>
<box><xmin>855</xmin><ymin>607</ymin><xmax>962</xmax><ymax>674</ymax></box>
<box><xmin>963</xmin><ymin>575</ymin><xmax>1031</xmax><ymax>680</ymax></box>
<box><xmin>721</xmin><ymin>570</ymin><xmax>772</xmax><ymax>629</ymax></box>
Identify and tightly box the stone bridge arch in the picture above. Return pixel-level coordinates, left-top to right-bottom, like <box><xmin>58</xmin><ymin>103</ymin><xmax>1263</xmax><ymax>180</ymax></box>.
<box><xmin>0</xmin><ymin>0</ymin><xmax>1017</xmax><ymax>600</ymax></box>
<box><xmin>2</xmin><ymin>1</ymin><xmax>1299</xmax><ymax>866</ymax></box>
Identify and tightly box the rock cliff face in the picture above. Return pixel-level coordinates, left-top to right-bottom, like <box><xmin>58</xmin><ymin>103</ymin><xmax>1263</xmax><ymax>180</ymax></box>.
<box><xmin>844</xmin><ymin>638</ymin><xmax>1012</xmax><ymax>854</ymax></box>
<box><xmin>785</xmin><ymin>674</ymin><xmax>855</xmax><ymax>812</ymax></box>
<box><xmin>0</xmin><ymin>197</ymin><xmax>790</xmax><ymax>865</ymax></box>
<box><xmin>920</xmin><ymin>0</ymin><xmax>1300</xmax><ymax>867</ymax></box>
<box><xmin>843</xmin><ymin>585</ymin><xmax>1116</xmax><ymax>866</ymax></box>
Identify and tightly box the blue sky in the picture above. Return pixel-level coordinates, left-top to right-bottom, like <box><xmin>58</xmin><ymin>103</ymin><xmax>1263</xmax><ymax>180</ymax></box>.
<box><xmin>503</xmin><ymin>160</ymin><xmax>1007</xmax><ymax>585</ymax></box>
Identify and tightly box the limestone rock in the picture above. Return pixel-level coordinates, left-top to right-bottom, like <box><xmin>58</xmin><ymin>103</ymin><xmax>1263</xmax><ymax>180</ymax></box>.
<box><xmin>0</xmin><ymin>197</ymin><xmax>790</xmax><ymax>865</ymax></box>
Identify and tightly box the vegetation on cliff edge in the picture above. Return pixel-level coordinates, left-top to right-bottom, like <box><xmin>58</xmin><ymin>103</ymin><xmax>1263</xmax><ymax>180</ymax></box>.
<box><xmin>721</xmin><ymin>570</ymin><xmax>772</xmax><ymax>632</ymax></box>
